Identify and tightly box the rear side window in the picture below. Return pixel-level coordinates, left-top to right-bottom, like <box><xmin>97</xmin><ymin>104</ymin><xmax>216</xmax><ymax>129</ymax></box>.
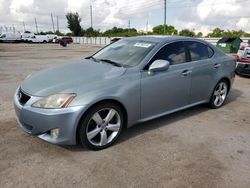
<box><xmin>208</xmin><ymin>46</ymin><xmax>214</xmax><ymax>58</ymax></box>
<box><xmin>150</xmin><ymin>42</ymin><xmax>186</xmax><ymax>65</ymax></box>
<box><xmin>186</xmin><ymin>41</ymin><xmax>213</xmax><ymax>61</ymax></box>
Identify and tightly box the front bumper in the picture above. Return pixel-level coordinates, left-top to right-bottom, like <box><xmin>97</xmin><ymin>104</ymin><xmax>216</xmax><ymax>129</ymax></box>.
<box><xmin>236</xmin><ymin>62</ymin><xmax>250</xmax><ymax>77</ymax></box>
<box><xmin>13</xmin><ymin>88</ymin><xmax>86</xmax><ymax>145</ymax></box>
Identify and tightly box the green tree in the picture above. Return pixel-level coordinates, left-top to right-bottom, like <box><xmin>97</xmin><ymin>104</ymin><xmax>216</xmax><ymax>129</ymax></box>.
<box><xmin>223</xmin><ymin>30</ymin><xmax>245</xmax><ymax>38</ymax></box>
<box><xmin>207</xmin><ymin>28</ymin><xmax>224</xmax><ymax>37</ymax></box>
<box><xmin>152</xmin><ymin>25</ymin><xmax>178</xmax><ymax>35</ymax></box>
<box><xmin>66</xmin><ymin>32</ymin><xmax>73</xmax><ymax>36</ymax></box>
<box><xmin>85</xmin><ymin>27</ymin><xmax>100</xmax><ymax>37</ymax></box>
<box><xmin>55</xmin><ymin>30</ymin><xmax>65</xmax><ymax>36</ymax></box>
<box><xmin>66</xmin><ymin>12</ymin><xmax>82</xmax><ymax>36</ymax></box>
<box><xmin>179</xmin><ymin>29</ymin><xmax>195</xmax><ymax>37</ymax></box>
<box><xmin>243</xmin><ymin>32</ymin><xmax>250</xmax><ymax>37</ymax></box>
<box><xmin>196</xmin><ymin>32</ymin><xmax>203</xmax><ymax>37</ymax></box>
<box><xmin>103</xmin><ymin>27</ymin><xmax>138</xmax><ymax>37</ymax></box>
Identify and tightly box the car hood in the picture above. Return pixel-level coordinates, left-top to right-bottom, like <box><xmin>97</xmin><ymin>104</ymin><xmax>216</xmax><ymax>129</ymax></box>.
<box><xmin>21</xmin><ymin>59</ymin><xmax>126</xmax><ymax>96</ymax></box>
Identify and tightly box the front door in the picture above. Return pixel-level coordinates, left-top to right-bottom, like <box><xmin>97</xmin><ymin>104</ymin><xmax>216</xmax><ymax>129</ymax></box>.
<box><xmin>141</xmin><ymin>41</ymin><xmax>192</xmax><ymax>119</ymax></box>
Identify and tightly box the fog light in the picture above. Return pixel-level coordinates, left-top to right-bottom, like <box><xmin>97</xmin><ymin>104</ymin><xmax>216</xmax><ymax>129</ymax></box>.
<box><xmin>50</xmin><ymin>128</ymin><xmax>59</xmax><ymax>138</ymax></box>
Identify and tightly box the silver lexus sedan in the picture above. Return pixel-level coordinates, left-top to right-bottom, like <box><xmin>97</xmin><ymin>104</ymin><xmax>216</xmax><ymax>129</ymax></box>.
<box><xmin>14</xmin><ymin>36</ymin><xmax>235</xmax><ymax>150</ymax></box>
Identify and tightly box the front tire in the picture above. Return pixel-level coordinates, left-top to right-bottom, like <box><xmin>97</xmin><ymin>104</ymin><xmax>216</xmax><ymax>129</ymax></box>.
<box><xmin>209</xmin><ymin>80</ymin><xmax>228</xmax><ymax>109</ymax></box>
<box><xmin>77</xmin><ymin>102</ymin><xmax>124</xmax><ymax>150</ymax></box>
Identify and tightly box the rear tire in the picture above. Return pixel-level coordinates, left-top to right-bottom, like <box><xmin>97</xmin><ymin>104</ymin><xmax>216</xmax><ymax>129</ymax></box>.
<box><xmin>77</xmin><ymin>102</ymin><xmax>124</xmax><ymax>150</ymax></box>
<box><xmin>209</xmin><ymin>80</ymin><xmax>228</xmax><ymax>109</ymax></box>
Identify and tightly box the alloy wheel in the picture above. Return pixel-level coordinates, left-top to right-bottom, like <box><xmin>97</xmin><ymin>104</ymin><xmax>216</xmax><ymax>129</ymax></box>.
<box><xmin>86</xmin><ymin>108</ymin><xmax>121</xmax><ymax>147</ymax></box>
<box><xmin>213</xmin><ymin>82</ymin><xmax>228</xmax><ymax>107</ymax></box>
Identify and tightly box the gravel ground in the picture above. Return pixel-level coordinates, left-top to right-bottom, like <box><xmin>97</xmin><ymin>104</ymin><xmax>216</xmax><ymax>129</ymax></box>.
<box><xmin>0</xmin><ymin>43</ymin><xmax>250</xmax><ymax>188</ymax></box>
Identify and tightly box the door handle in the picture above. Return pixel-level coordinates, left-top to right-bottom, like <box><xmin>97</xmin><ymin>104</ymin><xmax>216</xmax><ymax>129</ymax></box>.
<box><xmin>181</xmin><ymin>70</ymin><xmax>192</xmax><ymax>76</ymax></box>
<box><xmin>214</xmin><ymin>63</ymin><xmax>221</xmax><ymax>69</ymax></box>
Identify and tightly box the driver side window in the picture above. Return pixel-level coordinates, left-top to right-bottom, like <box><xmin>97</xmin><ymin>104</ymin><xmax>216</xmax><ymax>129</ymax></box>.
<box><xmin>146</xmin><ymin>41</ymin><xmax>187</xmax><ymax>69</ymax></box>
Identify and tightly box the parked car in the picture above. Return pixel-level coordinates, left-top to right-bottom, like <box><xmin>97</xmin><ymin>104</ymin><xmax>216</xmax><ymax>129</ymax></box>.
<box><xmin>235</xmin><ymin>46</ymin><xmax>250</xmax><ymax>77</ymax></box>
<box><xmin>27</xmin><ymin>35</ymin><xmax>49</xmax><ymax>43</ymax></box>
<box><xmin>58</xmin><ymin>36</ymin><xmax>73</xmax><ymax>44</ymax></box>
<box><xmin>52</xmin><ymin>36</ymin><xmax>60</xmax><ymax>43</ymax></box>
<box><xmin>52</xmin><ymin>36</ymin><xmax>72</xmax><ymax>44</ymax></box>
<box><xmin>46</xmin><ymin>34</ymin><xmax>58</xmax><ymax>43</ymax></box>
<box><xmin>0</xmin><ymin>32</ymin><xmax>21</xmax><ymax>43</ymax></box>
<box><xmin>14</xmin><ymin>36</ymin><xmax>235</xmax><ymax>150</ymax></box>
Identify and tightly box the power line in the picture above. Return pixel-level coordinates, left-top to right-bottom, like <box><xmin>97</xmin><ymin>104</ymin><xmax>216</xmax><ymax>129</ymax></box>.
<box><xmin>168</xmin><ymin>0</ymin><xmax>250</xmax><ymax>8</ymax></box>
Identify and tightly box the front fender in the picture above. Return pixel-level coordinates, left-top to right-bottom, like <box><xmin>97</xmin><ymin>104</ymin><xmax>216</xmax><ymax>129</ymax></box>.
<box><xmin>70</xmin><ymin>72</ymin><xmax>141</xmax><ymax>128</ymax></box>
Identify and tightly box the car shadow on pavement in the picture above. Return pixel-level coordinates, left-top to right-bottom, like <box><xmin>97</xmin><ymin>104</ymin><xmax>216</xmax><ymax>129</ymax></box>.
<box><xmin>225</xmin><ymin>88</ymin><xmax>243</xmax><ymax>104</ymax></box>
<box><xmin>62</xmin><ymin>88</ymin><xmax>242</xmax><ymax>152</ymax></box>
<box><xmin>118</xmin><ymin>88</ymin><xmax>243</xmax><ymax>145</ymax></box>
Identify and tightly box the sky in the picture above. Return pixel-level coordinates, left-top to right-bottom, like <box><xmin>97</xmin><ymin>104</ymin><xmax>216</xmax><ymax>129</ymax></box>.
<box><xmin>0</xmin><ymin>0</ymin><xmax>249</xmax><ymax>35</ymax></box>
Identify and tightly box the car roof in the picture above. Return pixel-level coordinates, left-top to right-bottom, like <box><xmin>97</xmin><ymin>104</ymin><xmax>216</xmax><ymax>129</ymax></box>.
<box><xmin>124</xmin><ymin>35</ymin><xmax>194</xmax><ymax>43</ymax></box>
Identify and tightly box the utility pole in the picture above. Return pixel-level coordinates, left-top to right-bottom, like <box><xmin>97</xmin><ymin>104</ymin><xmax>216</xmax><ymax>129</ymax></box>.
<box><xmin>12</xmin><ymin>24</ymin><xmax>15</xmax><ymax>33</ymax></box>
<box><xmin>164</xmin><ymin>0</ymin><xmax>166</xmax><ymax>34</ymax></box>
<box><xmin>56</xmin><ymin>16</ymin><xmax>59</xmax><ymax>32</ymax></box>
<box><xmin>90</xmin><ymin>5</ymin><xmax>93</xmax><ymax>28</ymax></box>
<box><xmin>146</xmin><ymin>20</ymin><xmax>148</xmax><ymax>34</ymax></box>
<box><xmin>51</xmin><ymin>13</ymin><xmax>55</xmax><ymax>33</ymax></box>
<box><xmin>35</xmin><ymin>18</ymin><xmax>38</xmax><ymax>34</ymax></box>
<box><xmin>128</xmin><ymin>19</ymin><xmax>130</xmax><ymax>33</ymax></box>
<box><xmin>23</xmin><ymin>21</ymin><xmax>26</xmax><ymax>32</ymax></box>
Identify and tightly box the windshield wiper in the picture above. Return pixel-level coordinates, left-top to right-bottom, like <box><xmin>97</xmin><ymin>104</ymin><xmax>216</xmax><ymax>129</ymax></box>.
<box><xmin>86</xmin><ymin>56</ymin><xmax>99</xmax><ymax>62</ymax></box>
<box><xmin>99</xmin><ymin>59</ymin><xmax>122</xmax><ymax>67</ymax></box>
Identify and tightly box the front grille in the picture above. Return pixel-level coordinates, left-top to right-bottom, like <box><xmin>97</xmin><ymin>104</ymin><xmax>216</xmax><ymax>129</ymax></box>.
<box><xmin>18</xmin><ymin>89</ymin><xmax>31</xmax><ymax>105</ymax></box>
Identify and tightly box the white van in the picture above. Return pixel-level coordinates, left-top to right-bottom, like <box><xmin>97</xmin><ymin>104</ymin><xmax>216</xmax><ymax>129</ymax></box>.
<box><xmin>21</xmin><ymin>32</ymin><xmax>35</xmax><ymax>42</ymax></box>
<box><xmin>27</xmin><ymin>35</ymin><xmax>49</xmax><ymax>43</ymax></box>
<box><xmin>0</xmin><ymin>32</ymin><xmax>21</xmax><ymax>43</ymax></box>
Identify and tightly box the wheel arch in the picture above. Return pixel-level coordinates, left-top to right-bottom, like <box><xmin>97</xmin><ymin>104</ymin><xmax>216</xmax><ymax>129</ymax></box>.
<box><xmin>219</xmin><ymin>77</ymin><xmax>231</xmax><ymax>91</ymax></box>
<box><xmin>75</xmin><ymin>98</ymin><xmax>128</xmax><ymax>144</ymax></box>
<box><xmin>209</xmin><ymin>76</ymin><xmax>231</xmax><ymax>101</ymax></box>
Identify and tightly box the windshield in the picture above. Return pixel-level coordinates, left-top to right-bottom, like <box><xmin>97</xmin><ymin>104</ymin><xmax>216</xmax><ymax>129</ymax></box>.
<box><xmin>92</xmin><ymin>39</ymin><xmax>157</xmax><ymax>67</ymax></box>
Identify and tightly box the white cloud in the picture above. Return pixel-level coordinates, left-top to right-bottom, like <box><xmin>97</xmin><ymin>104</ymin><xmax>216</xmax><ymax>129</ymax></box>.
<box><xmin>197</xmin><ymin>0</ymin><xmax>241</xmax><ymax>20</ymax></box>
<box><xmin>196</xmin><ymin>0</ymin><xmax>250</xmax><ymax>31</ymax></box>
<box><xmin>66</xmin><ymin>0</ymin><xmax>88</xmax><ymax>13</ymax></box>
<box><xmin>236</xmin><ymin>18</ymin><xmax>249</xmax><ymax>29</ymax></box>
<box><xmin>9</xmin><ymin>0</ymin><xmax>34</xmax><ymax>21</ymax></box>
<box><xmin>0</xmin><ymin>0</ymin><xmax>249</xmax><ymax>34</ymax></box>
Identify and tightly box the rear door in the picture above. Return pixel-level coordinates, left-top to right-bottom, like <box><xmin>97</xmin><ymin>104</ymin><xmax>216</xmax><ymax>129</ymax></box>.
<box><xmin>185</xmin><ymin>41</ymin><xmax>216</xmax><ymax>104</ymax></box>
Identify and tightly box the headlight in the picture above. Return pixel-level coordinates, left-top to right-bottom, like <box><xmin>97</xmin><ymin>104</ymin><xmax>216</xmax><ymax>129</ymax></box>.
<box><xmin>32</xmin><ymin>93</ymin><xmax>76</xmax><ymax>109</ymax></box>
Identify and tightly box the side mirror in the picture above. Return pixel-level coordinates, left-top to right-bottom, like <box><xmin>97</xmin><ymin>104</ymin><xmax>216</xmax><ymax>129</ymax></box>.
<box><xmin>148</xmin><ymin>60</ymin><xmax>170</xmax><ymax>75</ymax></box>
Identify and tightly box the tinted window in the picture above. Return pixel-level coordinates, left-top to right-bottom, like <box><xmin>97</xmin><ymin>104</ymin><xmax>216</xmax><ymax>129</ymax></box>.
<box><xmin>208</xmin><ymin>46</ymin><xmax>214</xmax><ymax>58</ymax></box>
<box><xmin>150</xmin><ymin>42</ymin><xmax>186</xmax><ymax>66</ymax></box>
<box><xmin>186</xmin><ymin>41</ymin><xmax>212</xmax><ymax>61</ymax></box>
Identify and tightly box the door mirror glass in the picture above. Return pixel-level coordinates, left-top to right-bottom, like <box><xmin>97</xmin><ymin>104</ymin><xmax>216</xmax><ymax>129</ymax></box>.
<box><xmin>148</xmin><ymin>60</ymin><xmax>170</xmax><ymax>75</ymax></box>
